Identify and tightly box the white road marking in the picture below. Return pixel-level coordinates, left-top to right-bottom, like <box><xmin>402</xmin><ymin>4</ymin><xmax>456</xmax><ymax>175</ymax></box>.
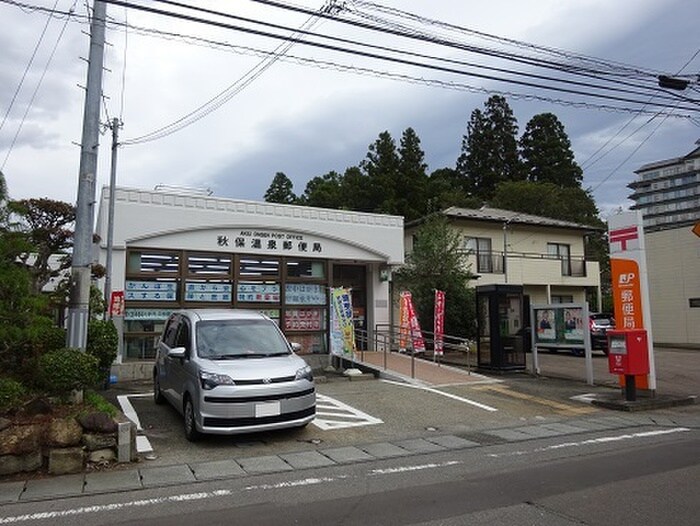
<box><xmin>116</xmin><ymin>393</ymin><xmax>153</xmax><ymax>454</ymax></box>
<box><xmin>312</xmin><ymin>394</ymin><xmax>383</xmax><ymax>430</ymax></box>
<box><xmin>370</xmin><ymin>460</ymin><xmax>462</xmax><ymax>475</ymax></box>
<box><xmin>381</xmin><ymin>379</ymin><xmax>499</xmax><ymax>412</ymax></box>
<box><xmin>570</xmin><ymin>393</ymin><xmax>599</xmax><ymax>403</ymax></box>
<box><xmin>487</xmin><ymin>427</ymin><xmax>692</xmax><ymax>458</ymax></box>
<box><xmin>0</xmin><ymin>462</ymin><xmax>461</xmax><ymax>523</ymax></box>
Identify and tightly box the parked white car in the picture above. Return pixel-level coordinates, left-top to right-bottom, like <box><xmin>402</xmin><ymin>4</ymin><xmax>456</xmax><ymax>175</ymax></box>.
<box><xmin>153</xmin><ymin>309</ymin><xmax>315</xmax><ymax>441</ymax></box>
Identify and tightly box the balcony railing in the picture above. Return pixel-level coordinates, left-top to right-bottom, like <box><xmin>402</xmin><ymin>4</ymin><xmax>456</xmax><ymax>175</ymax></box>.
<box><xmin>463</xmin><ymin>251</ymin><xmax>588</xmax><ymax>278</ymax></box>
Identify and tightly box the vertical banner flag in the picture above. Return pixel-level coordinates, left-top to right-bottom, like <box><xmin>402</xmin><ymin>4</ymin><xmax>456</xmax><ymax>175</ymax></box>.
<box><xmin>608</xmin><ymin>210</ymin><xmax>656</xmax><ymax>390</ymax></box>
<box><xmin>434</xmin><ymin>290</ymin><xmax>445</xmax><ymax>356</ymax></box>
<box><xmin>109</xmin><ymin>291</ymin><xmax>125</xmax><ymax>317</ymax></box>
<box><xmin>399</xmin><ymin>291</ymin><xmax>410</xmax><ymax>352</ymax></box>
<box><xmin>330</xmin><ymin>287</ymin><xmax>355</xmax><ymax>357</ymax></box>
<box><xmin>401</xmin><ymin>291</ymin><xmax>426</xmax><ymax>353</ymax></box>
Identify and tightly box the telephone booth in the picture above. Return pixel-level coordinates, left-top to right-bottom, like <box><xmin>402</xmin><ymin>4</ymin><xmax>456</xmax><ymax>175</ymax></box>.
<box><xmin>476</xmin><ymin>284</ymin><xmax>527</xmax><ymax>372</ymax></box>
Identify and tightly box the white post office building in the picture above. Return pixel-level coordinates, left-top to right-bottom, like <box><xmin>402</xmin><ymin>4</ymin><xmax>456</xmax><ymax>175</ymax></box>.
<box><xmin>95</xmin><ymin>186</ymin><xmax>404</xmax><ymax>371</ymax></box>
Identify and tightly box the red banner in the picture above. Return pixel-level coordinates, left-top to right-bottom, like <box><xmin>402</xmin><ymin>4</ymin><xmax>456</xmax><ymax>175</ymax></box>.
<box><xmin>109</xmin><ymin>291</ymin><xmax>125</xmax><ymax>317</ymax></box>
<box><xmin>434</xmin><ymin>290</ymin><xmax>445</xmax><ymax>356</ymax></box>
<box><xmin>401</xmin><ymin>291</ymin><xmax>426</xmax><ymax>353</ymax></box>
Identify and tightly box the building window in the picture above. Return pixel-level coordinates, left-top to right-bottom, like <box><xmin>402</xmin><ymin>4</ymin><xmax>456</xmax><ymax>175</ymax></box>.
<box><xmin>239</xmin><ymin>257</ymin><xmax>279</xmax><ymax>278</ymax></box>
<box><xmin>465</xmin><ymin>237</ymin><xmax>497</xmax><ymax>273</ymax></box>
<box><xmin>547</xmin><ymin>243</ymin><xmax>572</xmax><ymax>276</ymax></box>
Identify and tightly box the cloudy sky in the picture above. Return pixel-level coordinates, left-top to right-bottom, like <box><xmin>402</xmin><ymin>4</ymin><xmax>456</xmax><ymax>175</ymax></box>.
<box><xmin>1</xmin><ymin>0</ymin><xmax>698</xmax><ymax>221</ymax></box>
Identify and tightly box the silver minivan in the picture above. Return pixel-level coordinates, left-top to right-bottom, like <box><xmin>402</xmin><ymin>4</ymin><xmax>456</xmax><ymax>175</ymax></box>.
<box><xmin>153</xmin><ymin>309</ymin><xmax>316</xmax><ymax>441</ymax></box>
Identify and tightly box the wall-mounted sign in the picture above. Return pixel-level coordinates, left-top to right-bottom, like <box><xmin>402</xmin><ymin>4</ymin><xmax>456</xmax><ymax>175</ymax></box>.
<box><xmin>124</xmin><ymin>309</ymin><xmax>174</xmax><ymax>321</ymax></box>
<box><xmin>184</xmin><ymin>282</ymin><xmax>232</xmax><ymax>302</ymax></box>
<box><xmin>285</xmin><ymin>283</ymin><xmax>326</xmax><ymax>305</ymax></box>
<box><xmin>218</xmin><ymin>230</ymin><xmax>323</xmax><ymax>255</ymax></box>
<box><xmin>237</xmin><ymin>283</ymin><xmax>280</xmax><ymax>303</ymax></box>
<box><xmin>284</xmin><ymin>308</ymin><xmax>324</xmax><ymax>331</ymax></box>
<box><xmin>125</xmin><ymin>280</ymin><xmax>177</xmax><ymax>301</ymax></box>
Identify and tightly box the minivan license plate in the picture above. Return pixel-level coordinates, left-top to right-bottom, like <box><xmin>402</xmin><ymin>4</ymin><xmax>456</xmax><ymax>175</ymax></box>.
<box><xmin>255</xmin><ymin>401</ymin><xmax>281</xmax><ymax>417</ymax></box>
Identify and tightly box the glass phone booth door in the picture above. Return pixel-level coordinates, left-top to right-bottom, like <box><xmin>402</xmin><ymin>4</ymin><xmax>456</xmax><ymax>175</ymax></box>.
<box><xmin>476</xmin><ymin>284</ymin><xmax>526</xmax><ymax>372</ymax></box>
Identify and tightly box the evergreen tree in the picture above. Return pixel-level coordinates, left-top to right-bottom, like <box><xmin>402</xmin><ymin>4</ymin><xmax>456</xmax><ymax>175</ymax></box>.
<box><xmin>360</xmin><ymin>131</ymin><xmax>401</xmax><ymax>215</ymax></box>
<box><xmin>299</xmin><ymin>170</ymin><xmax>344</xmax><ymax>209</ymax></box>
<box><xmin>491</xmin><ymin>181</ymin><xmax>600</xmax><ymax>226</ymax></box>
<box><xmin>340</xmin><ymin>166</ymin><xmax>373</xmax><ymax>212</ymax></box>
<box><xmin>520</xmin><ymin>113</ymin><xmax>583</xmax><ymax>188</ymax></box>
<box><xmin>456</xmin><ymin>96</ymin><xmax>521</xmax><ymax>200</ymax></box>
<box><xmin>397</xmin><ymin>127</ymin><xmax>429</xmax><ymax>221</ymax></box>
<box><xmin>425</xmin><ymin>168</ymin><xmax>476</xmax><ymax>213</ymax></box>
<box><xmin>263</xmin><ymin>172</ymin><xmax>297</xmax><ymax>204</ymax></box>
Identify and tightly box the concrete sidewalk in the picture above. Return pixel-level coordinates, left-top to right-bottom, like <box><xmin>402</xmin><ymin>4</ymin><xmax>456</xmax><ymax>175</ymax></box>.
<box><xmin>2</xmin><ymin>410</ymin><xmax>699</xmax><ymax>505</ymax></box>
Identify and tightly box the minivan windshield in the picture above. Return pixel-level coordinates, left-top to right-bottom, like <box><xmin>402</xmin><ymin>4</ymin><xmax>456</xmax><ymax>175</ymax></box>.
<box><xmin>195</xmin><ymin>319</ymin><xmax>291</xmax><ymax>359</ymax></box>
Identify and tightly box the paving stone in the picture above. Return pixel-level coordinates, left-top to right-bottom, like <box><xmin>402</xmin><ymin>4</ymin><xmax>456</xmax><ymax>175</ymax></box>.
<box><xmin>485</xmin><ymin>429</ymin><xmax>532</xmax><ymax>441</ymax></box>
<box><xmin>567</xmin><ymin>419</ymin><xmax>618</xmax><ymax>432</ymax></box>
<box><xmin>84</xmin><ymin>469</ymin><xmax>142</xmax><ymax>493</ymax></box>
<box><xmin>425</xmin><ymin>435</ymin><xmax>479</xmax><ymax>449</ymax></box>
<box><xmin>515</xmin><ymin>426</ymin><xmax>564</xmax><ymax>438</ymax></box>
<box><xmin>359</xmin><ymin>442</ymin><xmax>410</xmax><ymax>458</ymax></box>
<box><xmin>394</xmin><ymin>438</ymin><xmax>446</xmax><ymax>454</ymax></box>
<box><xmin>237</xmin><ymin>455</ymin><xmax>293</xmax><ymax>474</ymax></box>
<box><xmin>191</xmin><ymin>459</ymin><xmax>246</xmax><ymax>480</ymax></box>
<box><xmin>540</xmin><ymin>423</ymin><xmax>588</xmax><ymax>434</ymax></box>
<box><xmin>22</xmin><ymin>474</ymin><xmax>84</xmax><ymax>501</ymax></box>
<box><xmin>279</xmin><ymin>451</ymin><xmax>336</xmax><ymax>469</ymax></box>
<box><xmin>139</xmin><ymin>464</ymin><xmax>195</xmax><ymax>487</ymax></box>
<box><xmin>321</xmin><ymin>446</ymin><xmax>375</xmax><ymax>464</ymax></box>
<box><xmin>0</xmin><ymin>481</ymin><xmax>25</xmax><ymax>504</ymax></box>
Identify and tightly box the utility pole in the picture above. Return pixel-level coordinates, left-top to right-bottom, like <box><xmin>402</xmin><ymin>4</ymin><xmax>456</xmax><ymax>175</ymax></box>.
<box><xmin>67</xmin><ymin>0</ymin><xmax>107</xmax><ymax>349</ymax></box>
<box><xmin>104</xmin><ymin>117</ymin><xmax>121</xmax><ymax>316</ymax></box>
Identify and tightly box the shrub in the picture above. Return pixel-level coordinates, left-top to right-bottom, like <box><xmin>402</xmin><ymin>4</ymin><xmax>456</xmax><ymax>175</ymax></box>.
<box><xmin>87</xmin><ymin>320</ymin><xmax>119</xmax><ymax>388</ymax></box>
<box><xmin>38</xmin><ymin>348</ymin><xmax>100</xmax><ymax>396</ymax></box>
<box><xmin>0</xmin><ymin>377</ymin><xmax>26</xmax><ymax>413</ymax></box>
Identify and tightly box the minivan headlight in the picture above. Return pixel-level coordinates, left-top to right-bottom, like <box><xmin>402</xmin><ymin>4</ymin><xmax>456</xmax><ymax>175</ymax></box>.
<box><xmin>200</xmin><ymin>371</ymin><xmax>235</xmax><ymax>390</ymax></box>
<box><xmin>295</xmin><ymin>365</ymin><xmax>313</xmax><ymax>382</ymax></box>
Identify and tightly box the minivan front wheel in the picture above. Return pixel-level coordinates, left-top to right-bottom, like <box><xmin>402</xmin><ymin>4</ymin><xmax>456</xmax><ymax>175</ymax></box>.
<box><xmin>183</xmin><ymin>396</ymin><xmax>201</xmax><ymax>442</ymax></box>
<box><xmin>153</xmin><ymin>373</ymin><xmax>165</xmax><ymax>405</ymax></box>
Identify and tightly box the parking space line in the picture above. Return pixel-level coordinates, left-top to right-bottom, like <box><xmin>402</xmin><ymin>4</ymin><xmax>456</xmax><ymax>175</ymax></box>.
<box><xmin>117</xmin><ymin>394</ymin><xmax>154</xmax><ymax>454</ymax></box>
<box><xmin>381</xmin><ymin>379</ymin><xmax>499</xmax><ymax>412</ymax></box>
<box><xmin>313</xmin><ymin>394</ymin><xmax>383</xmax><ymax>431</ymax></box>
<box><xmin>475</xmin><ymin>385</ymin><xmax>596</xmax><ymax>415</ymax></box>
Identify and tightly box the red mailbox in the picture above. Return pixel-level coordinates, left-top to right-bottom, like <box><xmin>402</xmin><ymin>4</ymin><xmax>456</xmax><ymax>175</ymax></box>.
<box><xmin>607</xmin><ymin>329</ymin><xmax>649</xmax><ymax>376</ymax></box>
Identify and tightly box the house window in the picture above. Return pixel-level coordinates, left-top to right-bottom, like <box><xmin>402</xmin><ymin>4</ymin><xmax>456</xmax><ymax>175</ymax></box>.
<box><xmin>465</xmin><ymin>237</ymin><xmax>496</xmax><ymax>273</ymax></box>
<box><xmin>547</xmin><ymin>243</ymin><xmax>572</xmax><ymax>276</ymax></box>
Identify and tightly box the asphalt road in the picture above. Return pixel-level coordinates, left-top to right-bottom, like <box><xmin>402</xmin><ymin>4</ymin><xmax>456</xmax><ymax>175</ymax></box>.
<box><xmin>2</xmin><ymin>423</ymin><xmax>697</xmax><ymax>525</ymax></box>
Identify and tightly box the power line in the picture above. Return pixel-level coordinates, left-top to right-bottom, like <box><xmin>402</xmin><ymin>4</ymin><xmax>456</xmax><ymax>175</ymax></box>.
<box><xmin>0</xmin><ymin>0</ymin><xmax>61</xmax><ymax>134</ymax></box>
<box><xmin>94</xmin><ymin>0</ymin><xmax>699</xmax><ymax>114</ymax></box>
<box><xmin>1</xmin><ymin>0</ymin><xmax>77</xmax><ymax>172</ymax></box>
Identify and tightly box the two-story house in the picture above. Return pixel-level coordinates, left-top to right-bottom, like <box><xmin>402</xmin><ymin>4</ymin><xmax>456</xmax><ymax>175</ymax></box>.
<box><xmin>405</xmin><ymin>206</ymin><xmax>603</xmax><ymax>309</ymax></box>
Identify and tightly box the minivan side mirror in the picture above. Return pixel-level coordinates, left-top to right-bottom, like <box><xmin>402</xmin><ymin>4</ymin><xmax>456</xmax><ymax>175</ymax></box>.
<box><xmin>168</xmin><ymin>346</ymin><xmax>187</xmax><ymax>358</ymax></box>
<box><xmin>290</xmin><ymin>342</ymin><xmax>302</xmax><ymax>353</ymax></box>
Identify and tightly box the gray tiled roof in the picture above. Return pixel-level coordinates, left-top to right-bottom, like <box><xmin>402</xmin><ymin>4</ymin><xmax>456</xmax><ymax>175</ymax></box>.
<box><xmin>440</xmin><ymin>206</ymin><xmax>600</xmax><ymax>231</ymax></box>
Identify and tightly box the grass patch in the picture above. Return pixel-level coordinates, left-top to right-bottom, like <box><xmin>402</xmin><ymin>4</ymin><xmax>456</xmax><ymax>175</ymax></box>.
<box><xmin>84</xmin><ymin>390</ymin><xmax>118</xmax><ymax>418</ymax></box>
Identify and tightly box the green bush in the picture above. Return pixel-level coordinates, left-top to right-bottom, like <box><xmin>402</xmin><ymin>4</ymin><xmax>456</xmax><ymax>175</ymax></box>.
<box><xmin>38</xmin><ymin>348</ymin><xmax>100</xmax><ymax>396</ymax></box>
<box><xmin>0</xmin><ymin>377</ymin><xmax>26</xmax><ymax>413</ymax></box>
<box><xmin>87</xmin><ymin>320</ymin><xmax>119</xmax><ymax>388</ymax></box>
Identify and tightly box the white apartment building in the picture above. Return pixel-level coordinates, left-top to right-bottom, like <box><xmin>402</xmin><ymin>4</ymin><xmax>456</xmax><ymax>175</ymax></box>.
<box><xmin>629</xmin><ymin>143</ymin><xmax>700</xmax><ymax>348</ymax></box>
<box><xmin>405</xmin><ymin>206</ymin><xmax>602</xmax><ymax>308</ymax></box>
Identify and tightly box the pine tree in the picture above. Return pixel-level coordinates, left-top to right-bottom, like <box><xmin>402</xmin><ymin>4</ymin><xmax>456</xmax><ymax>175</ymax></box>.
<box><xmin>263</xmin><ymin>172</ymin><xmax>297</xmax><ymax>204</ymax></box>
<box><xmin>520</xmin><ymin>113</ymin><xmax>583</xmax><ymax>188</ymax></box>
